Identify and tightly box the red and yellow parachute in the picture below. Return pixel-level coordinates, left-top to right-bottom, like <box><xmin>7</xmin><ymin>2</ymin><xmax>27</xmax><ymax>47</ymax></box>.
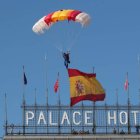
<box><xmin>32</xmin><ymin>9</ymin><xmax>91</xmax><ymax>34</ymax></box>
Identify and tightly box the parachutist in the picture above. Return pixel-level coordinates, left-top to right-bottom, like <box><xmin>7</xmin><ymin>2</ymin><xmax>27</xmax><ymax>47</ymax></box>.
<box><xmin>62</xmin><ymin>51</ymin><xmax>70</xmax><ymax>69</ymax></box>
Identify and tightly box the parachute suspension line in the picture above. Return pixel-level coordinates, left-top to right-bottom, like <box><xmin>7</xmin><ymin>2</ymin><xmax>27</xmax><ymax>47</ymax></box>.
<box><xmin>54</xmin><ymin>43</ymin><xmax>63</xmax><ymax>53</ymax></box>
<box><xmin>67</xmin><ymin>27</ymin><xmax>83</xmax><ymax>52</ymax></box>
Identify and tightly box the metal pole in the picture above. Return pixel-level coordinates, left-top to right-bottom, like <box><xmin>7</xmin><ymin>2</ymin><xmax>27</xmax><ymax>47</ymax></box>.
<box><xmin>58</xmin><ymin>101</ymin><xmax>61</xmax><ymax>134</ymax></box>
<box><xmin>46</xmin><ymin>88</ymin><xmax>49</xmax><ymax>134</ymax></box>
<box><xmin>82</xmin><ymin>101</ymin><xmax>84</xmax><ymax>133</ymax></box>
<box><xmin>22</xmin><ymin>96</ymin><xmax>25</xmax><ymax>135</ymax></box>
<box><xmin>57</xmin><ymin>72</ymin><xmax>60</xmax><ymax>106</ymax></box>
<box><xmin>45</xmin><ymin>55</ymin><xmax>49</xmax><ymax>107</ymax></box>
<box><xmin>93</xmin><ymin>102</ymin><xmax>96</xmax><ymax>134</ymax></box>
<box><xmin>138</xmin><ymin>55</ymin><xmax>140</xmax><ymax>106</ymax></box>
<box><xmin>92</xmin><ymin>67</ymin><xmax>96</xmax><ymax>134</ymax></box>
<box><xmin>116</xmin><ymin>89</ymin><xmax>119</xmax><ymax>133</ymax></box>
<box><xmin>127</xmin><ymin>72</ymin><xmax>131</xmax><ymax>134</ymax></box>
<box><xmin>70</xmin><ymin>106</ymin><xmax>73</xmax><ymax>134</ymax></box>
<box><xmin>105</xmin><ymin>102</ymin><xmax>108</xmax><ymax>134</ymax></box>
<box><xmin>4</xmin><ymin>93</ymin><xmax>8</xmax><ymax>135</ymax></box>
<box><xmin>45</xmin><ymin>55</ymin><xmax>49</xmax><ymax>134</ymax></box>
<box><xmin>34</xmin><ymin>89</ymin><xmax>37</xmax><ymax>134</ymax></box>
<box><xmin>128</xmin><ymin>96</ymin><xmax>131</xmax><ymax>134</ymax></box>
<box><xmin>57</xmin><ymin>72</ymin><xmax>61</xmax><ymax>134</ymax></box>
<box><xmin>22</xmin><ymin>66</ymin><xmax>26</xmax><ymax>135</ymax></box>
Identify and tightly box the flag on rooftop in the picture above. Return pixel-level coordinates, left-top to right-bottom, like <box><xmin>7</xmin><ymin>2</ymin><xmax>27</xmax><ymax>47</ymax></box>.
<box><xmin>124</xmin><ymin>73</ymin><xmax>129</xmax><ymax>91</ymax></box>
<box><xmin>23</xmin><ymin>72</ymin><xmax>27</xmax><ymax>85</ymax></box>
<box><xmin>23</xmin><ymin>66</ymin><xmax>27</xmax><ymax>85</ymax></box>
<box><xmin>68</xmin><ymin>68</ymin><xmax>105</xmax><ymax>106</ymax></box>
<box><xmin>54</xmin><ymin>73</ymin><xmax>59</xmax><ymax>93</ymax></box>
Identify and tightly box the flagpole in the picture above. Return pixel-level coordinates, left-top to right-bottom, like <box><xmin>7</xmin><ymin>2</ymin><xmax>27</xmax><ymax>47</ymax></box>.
<box><xmin>45</xmin><ymin>55</ymin><xmax>49</xmax><ymax>106</ymax></box>
<box><xmin>57</xmin><ymin>72</ymin><xmax>61</xmax><ymax>134</ymax></box>
<box><xmin>34</xmin><ymin>88</ymin><xmax>37</xmax><ymax>134</ymax></box>
<box><xmin>4</xmin><ymin>93</ymin><xmax>8</xmax><ymax>135</ymax></box>
<box><xmin>126</xmin><ymin>72</ymin><xmax>131</xmax><ymax>134</ymax></box>
<box><xmin>138</xmin><ymin>55</ymin><xmax>140</xmax><ymax>105</ymax></box>
<box><xmin>116</xmin><ymin>89</ymin><xmax>118</xmax><ymax>106</ymax></box>
<box><xmin>105</xmin><ymin>100</ymin><xmax>108</xmax><ymax>134</ymax></box>
<box><xmin>22</xmin><ymin>66</ymin><xmax>26</xmax><ymax>135</ymax></box>
<box><xmin>22</xmin><ymin>66</ymin><xmax>25</xmax><ymax>105</ymax></box>
<box><xmin>54</xmin><ymin>71</ymin><xmax>60</xmax><ymax>135</ymax></box>
<box><xmin>45</xmin><ymin>55</ymin><xmax>49</xmax><ymax>134</ymax></box>
<box><xmin>92</xmin><ymin>66</ymin><xmax>96</xmax><ymax>134</ymax></box>
<box><xmin>137</xmin><ymin>55</ymin><xmax>140</xmax><ymax>134</ymax></box>
<box><xmin>139</xmin><ymin>89</ymin><xmax>140</xmax><ymax>106</ymax></box>
<box><xmin>116</xmin><ymin>88</ymin><xmax>119</xmax><ymax>133</ymax></box>
<box><xmin>81</xmin><ymin>101</ymin><xmax>84</xmax><ymax>133</ymax></box>
<box><xmin>57</xmin><ymin>72</ymin><xmax>60</xmax><ymax>106</ymax></box>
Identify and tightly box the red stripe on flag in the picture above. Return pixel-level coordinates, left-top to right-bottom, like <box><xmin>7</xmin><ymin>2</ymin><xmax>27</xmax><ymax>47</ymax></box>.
<box><xmin>71</xmin><ymin>93</ymin><xmax>105</xmax><ymax>106</ymax></box>
<box><xmin>68</xmin><ymin>68</ymin><xmax>96</xmax><ymax>78</ymax></box>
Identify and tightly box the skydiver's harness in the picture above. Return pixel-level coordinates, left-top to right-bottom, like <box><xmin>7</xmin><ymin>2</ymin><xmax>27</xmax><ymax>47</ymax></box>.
<box><xmin>63</xmin><ymin>53</ymin><xmax>70</xmax><ymax>69</ymax></box>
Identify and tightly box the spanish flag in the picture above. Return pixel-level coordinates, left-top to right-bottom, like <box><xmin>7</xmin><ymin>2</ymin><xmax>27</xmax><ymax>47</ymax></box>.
<box><xmin>68</xmin><ymin>68</ymin><xmax>105</xmax><ymax>106</ymax></box>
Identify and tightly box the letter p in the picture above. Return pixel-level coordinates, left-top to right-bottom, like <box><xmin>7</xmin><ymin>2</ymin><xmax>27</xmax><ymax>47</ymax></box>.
<box><xmin>26</xmin><ymin>111</ymin><xmax>34</xmax><ymax>125</ymax></box>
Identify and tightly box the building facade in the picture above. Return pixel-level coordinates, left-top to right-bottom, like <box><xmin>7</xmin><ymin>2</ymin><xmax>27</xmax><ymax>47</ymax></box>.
<box><xmin>3</xmin><ymin>103</ymin><xmax>140</xmax><ymax>140</ymax></box>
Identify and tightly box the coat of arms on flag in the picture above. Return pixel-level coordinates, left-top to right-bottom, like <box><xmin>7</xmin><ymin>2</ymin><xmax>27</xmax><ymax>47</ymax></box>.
<box><xmin>75</xmin><ymin>80</ymin><xmax>85</xmax><ymax>96</ymax></box>
<box><xmin>68</xmin><ymin>68</ymin><xmax>105</xmax><ymax>106</ymax></box>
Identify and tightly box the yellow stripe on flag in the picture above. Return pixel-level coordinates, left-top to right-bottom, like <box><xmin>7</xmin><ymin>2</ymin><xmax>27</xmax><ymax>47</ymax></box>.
<box><xmin>69</xmin><ymin>76</ymin><xmax>105</xmax><ymax>98</ymax></box>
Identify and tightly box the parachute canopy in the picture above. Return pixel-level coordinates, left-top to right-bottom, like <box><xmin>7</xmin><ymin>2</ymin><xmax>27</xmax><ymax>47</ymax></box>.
<box><xmin>32</xmin><ymin>9</ymin><xmax>91</xmax><ymax>34</ymax></box>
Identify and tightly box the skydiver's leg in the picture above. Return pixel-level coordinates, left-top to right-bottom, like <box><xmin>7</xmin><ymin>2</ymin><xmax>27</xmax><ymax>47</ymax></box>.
<box><xmin>67</xmin><ymin>56</ymin><xmax>70</xmax><ymax>63</ymax></box>
<box><xmin>66</xmin><ymin>63</ymin><xmax>68</xmax><ymax>69</ymax></box>
<box><xmin>64</xmin><ymin>61</ymin><xmax>68</xmax><ymax>68</ymax></box>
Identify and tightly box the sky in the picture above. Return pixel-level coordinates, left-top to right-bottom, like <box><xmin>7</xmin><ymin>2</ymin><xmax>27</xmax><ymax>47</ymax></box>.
<box><xmin>0</xmin><ymin>0</ymin><xmax>140</xmax><ymax>137</ymax></box>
